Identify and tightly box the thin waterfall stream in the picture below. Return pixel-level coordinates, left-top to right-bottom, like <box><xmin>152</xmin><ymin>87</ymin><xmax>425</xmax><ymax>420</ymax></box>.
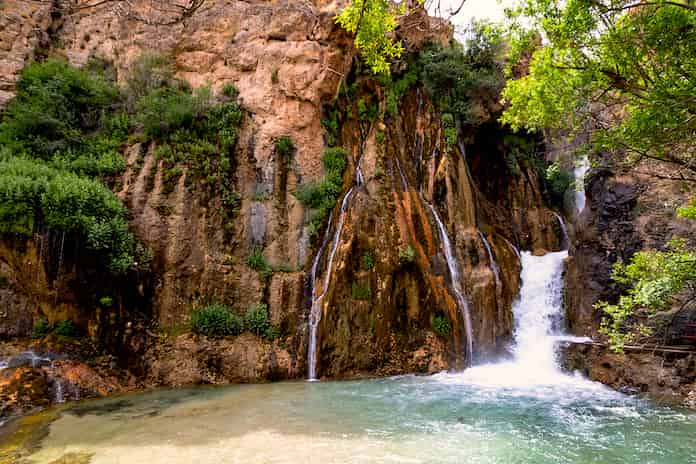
<box><xmin>307</xmin><ymin>155</ymin><xmax>364</xmax><ymax>380</ymax></box>
<box><xmin>477</xmin><ymin>230</ymin><xmax>502</xmax><ymax>301</ymax></box>
<box><xmin>427</xmin><ymin>204</ymin><xmax>474</xmax><ymax>365</ymax></box>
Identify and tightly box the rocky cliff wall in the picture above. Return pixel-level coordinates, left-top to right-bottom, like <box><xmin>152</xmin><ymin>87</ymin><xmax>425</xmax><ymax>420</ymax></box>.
<box><xmin>0</xmin><ymin>0</ymin><xmax>566</xmax><ymax>395</ymax></box>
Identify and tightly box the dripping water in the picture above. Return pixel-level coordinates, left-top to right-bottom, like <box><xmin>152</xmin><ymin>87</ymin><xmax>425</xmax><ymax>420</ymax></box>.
<box><xmin>477</xmin><ymin>230</ymin><xmax>502</xmax><ymax>300</ymax></box>
<box><xmin>427</xmin><ymin>204</ymin><xmax>474</xmax><ymax>365</ymax></box>
<box><xmin>552</xmin><ymin>212</ymin><xmax>569</xmax><ymax>249</ymax></box>
<box><xmin>307</xmin><ymin>154</ymin><xmax>365</xmax><ymax>380</ymax></box>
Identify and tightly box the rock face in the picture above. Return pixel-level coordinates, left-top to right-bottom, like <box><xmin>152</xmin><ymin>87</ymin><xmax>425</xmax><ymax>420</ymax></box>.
<box><xmin>562</xmin><ymin>343</ymin><xmax>696</xmax><ymax>408</ymax></box>
<box><xmin>0</xmin><ymin>0</ymin><xmax>565</xmax><ymax>399</ymax></box>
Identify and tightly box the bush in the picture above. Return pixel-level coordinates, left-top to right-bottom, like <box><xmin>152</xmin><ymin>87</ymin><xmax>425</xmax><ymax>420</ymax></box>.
<box><xmin>419</xmin><ymin>23</ymin><xmax>504</xmax><ymax>128</ymax></box>
<box><xmin>190</xmin><ymin>303</ymin><xmax>243</xmax><ymax>337</ymax></box>
<box><xmin>399</xmin><ymin>245</ymin><xmax>415</xmax><ymax>263</ymax></box>
<box><xmin>0</xmin><ymin>59</ymin><xmax>118</xmax><ymax>159</ymax></box>
<box><xmin>32</xmin><ymin>318</ymin><xmax>51</xmax><ymax>339</ymax></box>
<box><xmin>274</xmin><ymin>136</ymin><xmax>294</xmax><ymax>158</ymax></box>
<box><xmin>221</xmin><ymin>83</ymin><xmax>238</xmax><ymax>99</ymax></box>
<box><xmin>245</xmin><ymin>303</ymin><xmax>270</xmax><ymax>335</ymax></box>
<box><xmin>545</xmin><ymin>161</ymin><xmax>573</xmax><ymax>205</ymax></box>
<box><xmin>135</xmin><ymin>86</ymin><xmax>211</xmax><ymax>139</ymax></box>
<box><xmin>99</xmin><ymin>296</ymin><xmax>114</xmax><ymax>307</ymax></box>
<box><xmin>54</xmin><ymin>320</ymin><xmax>80</xmax><ymax>338</ymax></box>
<box><xmin>295</xmin><ymin>147</ymin><xmax>347</xmax><ymax>238</ymax></box>
<box><xmin>351</xmin><ymin>282</ymin><xmax>372</xmax><ymax>300</ymax></box>
<box><xmin>432</xmin><ymin>314</ymin><xmax>451</xmax><ymax>337</ymax></box>
<box><xmin>247</xmin><ymin>246</ymin><xmax>269</xmax><ymax>271</ymax></box>
<box><xmin>361</xmin><ymin>252</ymin><xmax>374</xmax><ymax>270</ymax></box>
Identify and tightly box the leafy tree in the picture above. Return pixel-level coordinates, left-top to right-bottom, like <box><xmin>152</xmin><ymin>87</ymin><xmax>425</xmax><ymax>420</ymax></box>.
<box><xmin>335</xmin><ymin>0</ymin><xmax>405</xmax><ymax>75</ymax></box>
<box><xmin>596</xmin><ymin>238</ymin><xmax>696</xmax><ymax>352</ymax></box>
<box><xmin>501</xmin><ymin>1</ymin><xmax>696</xmax><ymax>179</ymax></box>
<box><xmin>419</xmin><ymin>22</ymin><xmax>505</xmax><ymax>135</ymax></box>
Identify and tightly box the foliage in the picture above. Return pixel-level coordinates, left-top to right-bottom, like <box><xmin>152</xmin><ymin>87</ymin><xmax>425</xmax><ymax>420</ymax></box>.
<box><xmin>677</xmin><ymin>200</ymin><xmax>696</xmax><ymax>220</ymax></box>
<box><xmin>54</xmin><ymin>320</ymin><xmax>80</xmax><ymax>338</ymax></box>
<box><xmin>335</xmin><ymin>0</ymin><xmax>405</xmax><ymax>75</ymax></box>
<box><xmin>247</xmin><ymin>246</ymin><xmax>269</xmax><ymax>271</ymax></box>
<box><xmin>99</xmin><ymin>296</ymin><xmax>114</xmax><ymax>307</ymax></box>
<box><xmin>432</xmin><ymin>314</ymin><xmax>451</xmax><ymax>337</ymax></box>
<box><xmin>501</xmin><ymin>1</ymin><xmax>696</xmax><ymax>178</ymax></box>
<box><xmin>221</xmin><ymin>83</ymin><xmax>238</xmax><ymax>99</ymax></box>
<box><xmin>0</xmin><ymin>59</ymin><xmax>118</xmax><ymax>159</ymax></box>
<box><xmin>420</xmin><ymin>22</ymin><xmax>505</xmax><ymax>130</ymax></box>
<box><xmin>0</xmin><ymin>157</ymin><xmax>142</xmax><ymax>273</ymax></box>
<box><xmin>135</xmin><ymin>86</ymin><xmax>211</xmax><ymax>139</ymax></box>
<box><xmin>274</xmin><ymin>136</ymin><xmax>294</xmax><ymax>158</ymax></box>
<box><xmin>124</xmin><ymin>53</ymin><xmax>178</xmax><ymax>105</ymax></box>
<box><xmin>596</xmin><ymin>239</ymin><xmax>696</xmax><ymax>352</ymax></box>
<box><xmin>351</xmin><ymin>282</ymin><xmax>372</xmax><ymax>300</ymax></box>
<box><xmin>245</xmin><ymin>303</ymin><xmax>277</xmax><ymax>340</ymax></box>
<box><xmin>32</xmin><ymin>318</ymin><xmax>51</xmax><ymax>339</ymax></box>
<box><xmin>545</xmin><ymin>161</ymin><xmax>573</xmax><ymax>205</ymax></box>
<box><xmin>383</xmin><ymin>62</ymin><xmax>420</xmax><ymax>116</ymax></box>
<box><xmin>190</xmin><ymin>303</ymin><xmax>243</xmax><ymax>337</ymax></box>
<box><xmin>295</xmin><ymin>147</ymin><xmax>347</xmax><ymax>238</ymax></box>
<box><xmin>399</xmin><ymin>245</ymin><xmax>415</xmax><ymax>263</ymax></box>
<box><xmin>361</xmin><ymin>252</ymin><xmax>374</xmax><ymax>270</ymax></box>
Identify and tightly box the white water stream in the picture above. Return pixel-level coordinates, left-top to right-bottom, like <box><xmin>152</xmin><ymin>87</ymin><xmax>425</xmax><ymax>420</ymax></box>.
<box><xmin>574</xmin><ymin>156</ymin><xmax>590</xmax><ymax>214</ymax></box>
<box><xmin>428</xmin><ymin>204</ymin><xmax>474</xmax><ymax>365</ymax></box>
<box><xmin>477</xmin><ymin>230</ymin><xmax>502</xmax><ymax>300</ymax></box>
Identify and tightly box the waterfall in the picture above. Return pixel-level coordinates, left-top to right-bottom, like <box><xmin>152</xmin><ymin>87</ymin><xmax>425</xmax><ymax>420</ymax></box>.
<box><xmin>502</xmin><ymin>237</ymin><xmax>521</xmax><ymax>260</ymax></box>
<box><xmin>477</xmin><ymin>230</ymin><xmax>502</xmax><ymax>298</ymax></box>
<box><xmin>307</xmin><ymin>153</ymin><xmax>365</xmax><ymax>380</ymax></box>
<box><xmin>427</xmin><ymin>205</ymin><xmax>474</xmax><ymax>365</ymax></box>
<box><xmin>574</xmin><ymin>156</ymin><xmax>589</xmax><ymax>214</ymax></box>
<box><xmin>552</xmin><ymin>212</ymin><xmax>569</xmax><ymax>248</ymax></box>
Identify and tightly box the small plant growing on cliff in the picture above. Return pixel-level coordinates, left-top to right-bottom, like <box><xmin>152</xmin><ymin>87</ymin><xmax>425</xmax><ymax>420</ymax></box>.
<box><xmin>545</xmin><ymin>161</ymin><xmax>573</xmax><ymax>206</ymax></box>
<box><xmin>190</xmin><ymin>303</ymin><xmax>243</xmax><ymax>337</ymax></box>
<box><xmin>99</xmin><ymin>296</ymin><xmax>114</xmax><ymax>308</ymax></box>
<box><xmin>245</xmin><ymin>303</ymin><xmax>276</xmax><ymax>339</ymax></box>
<box><xmin>351</xmin><ymin>282</ymin><xmax>372</xmax><ymax>300</ymax></box>
<box><xmin>361</xmin><ymin>252</ymin><xmax>374</xmax><ymax>270</ymax></box>
<box><xmin>221</xmin><ymin>83</ymin><xmax>239</xmax><ymax>99</ymax></box>
<box><xmin>432</xmin><ymin>314</ymin><xmax>451</xmax><ymax>337</ymax></box>
<box><xmin>247</xmin><ymin>246</ymin><xmax>267</xmax><ymax>270</ymax></box>
<box><xmin>399</xmin><ymin>245</ymin><xmax>415</xmax><ymax>263</ymax></box>
<box><xmin>32</xmin><ymin>318</ymin><xmax>51</xmax><ymax>339</ymax></box>
<box><xmin>274</xmin><ymin>136</ymin><xmax>294</xmax><ymax>159</ymax></box>
<box><xmin>295</xmin><ymin>147</ymin><xmax>347</xmax><ymax>238</ymax></box>
<box><xmin>271</xmin><ymin>69</ymin><xmax>279</xmax><ymax>84</ymax></box>
<box><xmin>54</xmin><ymin>320</ymin><xmax>80</xmax><ymax>338</ymax></box>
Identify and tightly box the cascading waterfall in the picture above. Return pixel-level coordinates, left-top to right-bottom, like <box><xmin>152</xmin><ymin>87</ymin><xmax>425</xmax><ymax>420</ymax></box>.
<box><xmin>307</xmin><ymin>158</ymin><xmax>364</xmax><ymax>380</ymax></box>
<box><xmin>427</xmin><ymin>204</ymin><xmax>474</xmax><ymax>365</ymax></box>
<box><xmin>574</xmin><ymin>156</ymin><xmax>589</xmax><ymax>214</ymax></box>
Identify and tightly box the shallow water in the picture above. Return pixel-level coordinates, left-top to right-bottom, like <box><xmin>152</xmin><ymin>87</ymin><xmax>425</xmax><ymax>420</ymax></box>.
<box><xmin>16</xmin><ymin>374</ymin><xmax>696</xmax><ymax>464</ymax></box>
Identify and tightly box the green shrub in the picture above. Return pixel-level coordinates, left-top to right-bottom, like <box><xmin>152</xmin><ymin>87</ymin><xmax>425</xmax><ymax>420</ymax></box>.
<box><xmin>545</xmin><ymin>161</ymin><xmax>573</xmax><ymax>205</ymax></box>
<box><xmin>124</xmin><ymin>53</ymin><xmax>178</xmax><ymax>104</ymax></box>
<box><xmin>0</xmin><ymin>59</ymin><xmax>118</xmax><ymax>159</ymax></box>
<box><xmin>274</xmin><ymin>136</ymin><xmax>294</xmax><ymax>158</ymax></box>
<box><xmin>221</xmin><ymin>83</ymin><xmax>239</xmax><ymax>99</ymax></box>
<box><xmin>399</xmin><ymin>245</ymin><xmax>415</xmax><ymax>263</ymax></box>
<box><xmin>54</xmin><ymin>320</ymin><xmax>80</xmax><ymax>338</ymax></box>
<box><xmin>361</xmin><ymin>252</ymin><xmax>374</xmax><ymax>270</ymax></box>
<box><xmin>32</xmin><ymin>318</ymin><xmax>51</xmax><ymax>339</ymax></box>
<box><xmin>99</xmin><ymin>296</ymin><xmax>114</xmax><ymax>307</ymax></box>
<box><xmin>135</xmin><ymin>86</ymin><xmax>211</xmax><ymax>139</ymax></box>
<box><xmin>190</xmin><ymin>303</ymin><xmax>243</xmax><ymax>337</ymax></box>
<box><xmin>351</xmin><ymin>282</ymin><xmax>372</xmax><ymax>300</ymax></box>
<box><xmin>432</xmin><ymin>314</ymin><xmax>451</xmax><ymax>337</ymax></box>
<box><xmin>245</xmin><ymin>303</ymin><xmax>269</xmax><ymax>335</ymax></box>
<box><xmin>247</xmin><ymin>246</ymin><xmax>269</xmax><ymax>271</ymax></box>
<box><xmin>295</xmin><ymin>147</ymin><xmax>347</xmax><ymax>238</ymax></box>
<box><xmin>419</xmin><ymin>23</ymin><xmax>504</xmax><ymax>128</ymax></box>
